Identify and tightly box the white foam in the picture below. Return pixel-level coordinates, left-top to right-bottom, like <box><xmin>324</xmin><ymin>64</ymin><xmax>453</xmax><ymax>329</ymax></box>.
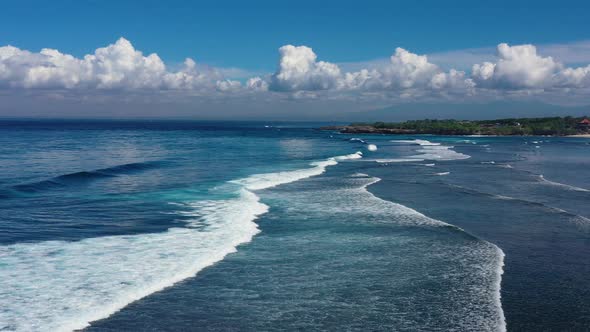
<box><xmin>0</xmin><ymin>152</ymin><xmax>362</xmax><ymax>331</ymax></box>
<box><xmin>281</xmin><ymin>175</ymin><xmax>506</xmax><ymax>331</ymax></box>
<box><xmin>310</xmin><ymin>176</ymin><xmax>454</xmax><ymax>228</ymax></box>
<box><xmin>349</xmin><ymin>138</ymin><xmax>366</xmax><ymax>144</ymax></box>
<box><xmin>367</xmin><ymin>144</ymin><xmax>377</xmax><ymax>151</ymax></box>
<box><xmin>495</xmin><ymin>249</ymin><xmax>507</xmax><ymax>332</ymax></box>
<box><xmin>423</xmin><ymin>163</ymin><xmax>436</xmax><ymax>167</ymax></box>
<box><xmin>350</xmin><ymin>173</ymin><xmax>370</xmax><ymax>178</ymax></box>
<box><xmin>391</xmin><ymin>139</ymin><xmax>441</xmax><ymax>146</ymax></box>
<box><xmin>0</xmin><ymin>189</ymin><xmax>266</xmax><ymax>332</ymax></box>
<box><xmin>538</xmin><ymin>175</ymin><xmax>590</xmax><ymax>192</ymax></box>
<box><xmin>232</xmin><ymin>152</ymin><xmax>362</xmax><ymax>191</ymax></box>
<box><xmin>353</xmin><ymin>177</ymin><xmax>505</xmax><ymax>331</ymax></box>
<box><xmin>435</xmin><ymin>172</ymin><xmax>450</xmax><ymax>176</ymax></box>
<box><xmin>336</xmin><ymin>151</ymin><xmax>363</xmax><ymax>160</ymax></box>
<box><xmin>388</xmin><ymin>139</ymin><xmax>470</xmax><ymax>161</ymax></box>
<box><xmin>373</xmin><ymin>158</ymin><xmax>425</xmax><ymax>163</ymax></box>
<box><xmin>410</xmin><ymin>145</ymin><xmax>470</xmax><ymax>161</ymax></box>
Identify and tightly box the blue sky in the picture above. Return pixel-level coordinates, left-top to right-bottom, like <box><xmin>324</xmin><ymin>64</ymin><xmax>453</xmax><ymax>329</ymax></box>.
<box><xmin>1</xmin><ymin>0</ymin><xmax>590</xmax><ymax>119</ymax></box>
<box><xmin>3</xmin><ymin>0</ymin><xmax>589</xmax><ymax>70</ymax></box>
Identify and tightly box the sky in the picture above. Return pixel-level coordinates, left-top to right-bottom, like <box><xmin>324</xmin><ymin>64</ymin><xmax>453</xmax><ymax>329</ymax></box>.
<box><xmin>1</xmin><ymin>0</ymin><xmax>590</xmax><ymax>120</ymax></box>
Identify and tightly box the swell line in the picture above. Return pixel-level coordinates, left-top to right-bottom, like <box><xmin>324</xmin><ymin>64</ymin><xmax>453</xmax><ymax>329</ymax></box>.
<box><xmin>10</xmin><ymin>161</ymin><xmax>165</xmax><ymax>194</ymax></box>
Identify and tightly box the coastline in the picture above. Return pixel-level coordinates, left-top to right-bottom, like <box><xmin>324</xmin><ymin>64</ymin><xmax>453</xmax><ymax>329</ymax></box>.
<box><xmin>319</xmin><ymin>126</ymin><xmax>590</xmax><ymax>137</ymax></box>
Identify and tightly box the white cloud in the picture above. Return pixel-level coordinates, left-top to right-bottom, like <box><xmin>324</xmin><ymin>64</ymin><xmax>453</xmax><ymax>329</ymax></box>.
<box><xmin>471</xmin><ymin>43</ymin><xmax>590</xmax><ymax>90</ymax></box>
<box><xmin>0</xmin><ymin>38</ymin><xmax>225</xmax><ymax>91</ymax></box>
<box><xmin>216</xmin><ymin>79</ymin><xmax>241</xmax><ymax>92</ymax></box>
<box><xmin>554</xmin><ymin>64</ymin><xmax>590</xmax><ymax>88</ymax></box>
<box><xmin>246</xmin><ymin>76</ymin><xmax>269</xmax><ymax>91</ymax></box>
<box><xmin>429</xmin><ymin>69</ymin><xmax>475</xmax><ymax>93</ymax></box>
<box><xmin>1</xmin><ymin>38</ymin><xmax>590</xmax><ymax>105</ymax></box>
<box><xmin>269</xmin><ymin>45</ymin><xmax>341</xmax><ymax>91</ymax></box>
<box><xmin>340</xmin><ymin>48</ymin><xmax>473</xmax><ymax>94</ymax></box>
<box><xmin>472</xmin><ymin>43</ymin><xmax>562</xmax><ymax>89</ymax></box>
<box><xmin>267</xmin><ymin>46</ymin><xmax>474</xmax><ymax>97</ymax></box>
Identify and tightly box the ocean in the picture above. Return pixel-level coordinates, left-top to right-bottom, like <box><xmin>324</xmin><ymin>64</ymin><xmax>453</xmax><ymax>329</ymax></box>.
<box><xmin>0</xmin><ymin>120</ymin><xmax>588</xmax><ymax>331</ymax></box>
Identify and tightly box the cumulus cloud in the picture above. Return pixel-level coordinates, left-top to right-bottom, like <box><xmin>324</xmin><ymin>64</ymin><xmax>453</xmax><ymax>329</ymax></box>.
<box><xmin>267</xmin><ymin>46</ymin><xmax>474</xmax><ymax>97</ymax></box>
<box><xmin>1</xmin><ymin>38</ymin><xmax>590</xmax><ymax>105</ymax></box>
<box><xmin>246</xmin><ymin>76</ymin><xmax>269</xmax><ymax>91</ymax></box>
<box><xmin>340</xmin><ymin>48</ymin><xmax>473</xmax><ymax>94</ymax></box>
<box><xmin>554</xmin><ymin>64</ymin><xmax>590</xmax><ymax>88</ymax></box>
<box><xmin>472</xmin><ymin>43</ymin><xmax>590</xmax><ymax>90</ymax></box>
<box><xmin>472</xmin><ymin>43</ymin><xmax>561</xmax><ymax>89</ymax></box>
<box><xmin>269</xmin><ymin>45</ymin><xmax>341</xmax><ymax>91</ymax></box>
<box><xmin>0</xmin><ymin>38</ymin><xmax>226</xmax><ymax>91</ymax></box>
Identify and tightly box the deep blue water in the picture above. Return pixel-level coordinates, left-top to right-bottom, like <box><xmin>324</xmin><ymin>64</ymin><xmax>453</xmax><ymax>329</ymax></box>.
<box><xmin>0</xmin><ymin>121</ymin><xmax>589</xmax><ymax>331</ymax></box>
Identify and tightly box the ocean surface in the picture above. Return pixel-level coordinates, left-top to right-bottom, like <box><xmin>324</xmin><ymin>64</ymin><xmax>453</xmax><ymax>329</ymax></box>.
<box><xmin>0</xmin><ymin>120</ymin><xmax>589</xmax><ymax>331</ymax></box>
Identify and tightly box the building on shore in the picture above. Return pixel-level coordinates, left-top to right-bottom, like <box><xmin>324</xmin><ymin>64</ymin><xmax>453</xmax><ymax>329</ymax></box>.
<box><xmin>577</xmin><ymin>118</ymin><xmax>590</xmax><ymax>131</ymax></box>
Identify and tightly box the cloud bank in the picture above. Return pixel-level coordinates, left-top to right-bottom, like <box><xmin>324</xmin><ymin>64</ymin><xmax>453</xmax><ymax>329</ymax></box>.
<box><xmin>1</xmin><ymin>38</ymin><xmax>590</xmax><ymax>104</ymax></box>
<box><xmin>0</xmin><ymin>38</ymin><xmax>236</xmax><ymax>91</ymax></box>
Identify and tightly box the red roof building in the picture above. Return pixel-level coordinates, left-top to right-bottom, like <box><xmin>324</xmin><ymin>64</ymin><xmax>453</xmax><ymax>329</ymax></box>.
<box><xmin>577</xmin><ymin>118</ymin><xmax>590</xmax><ymax>131</ymax></box>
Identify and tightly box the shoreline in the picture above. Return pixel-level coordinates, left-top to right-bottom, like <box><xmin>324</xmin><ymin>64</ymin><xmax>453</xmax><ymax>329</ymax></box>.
<box><xmin>319</xmin><ymin>126</ymin><xmax>590</xmax><ymax>137</ymax></box>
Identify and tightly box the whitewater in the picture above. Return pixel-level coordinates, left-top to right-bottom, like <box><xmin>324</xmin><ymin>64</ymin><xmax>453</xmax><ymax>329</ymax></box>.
<box><xmin>0</xmin><ymin>152</ymin><xmax>362</xmax><ymax>332</ymax></box>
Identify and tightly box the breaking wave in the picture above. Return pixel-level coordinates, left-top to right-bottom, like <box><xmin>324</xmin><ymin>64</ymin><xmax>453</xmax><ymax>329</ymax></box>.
<box><xmin>0</xmin><ymin>153</ymin><xmax>361</xmax><ymax>332</ymax></box>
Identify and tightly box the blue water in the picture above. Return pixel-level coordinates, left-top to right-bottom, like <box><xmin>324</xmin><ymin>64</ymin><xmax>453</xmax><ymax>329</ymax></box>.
<box><xmin>0</xmin><ymin>121</ymin><xmax>589</xmax><ymax>331</ymax></box>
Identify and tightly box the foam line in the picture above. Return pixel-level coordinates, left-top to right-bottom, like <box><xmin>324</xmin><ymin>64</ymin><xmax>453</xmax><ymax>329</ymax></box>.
<box><xmin>538</xmin><ymin>175</ymin><xmax>590</xmax><ymax>192</ymax></box>
<box><xmin>356</xmin><ymin>177</ymin><xmax>505</xmax><ymax>331</ymax></box>
<box><xmin>388</xmin><ymin>139</ymin><xmax>470</xmax><ymax>161</ymax></box>
<box><xmin>231</xmin><ymin>151</ymin><xmax>362</xmax><ymax>191</ymax></box>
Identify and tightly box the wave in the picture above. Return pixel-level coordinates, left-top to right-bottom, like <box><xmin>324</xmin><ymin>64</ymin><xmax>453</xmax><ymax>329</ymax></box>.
<box><xmin>537</xmin><ymin>175</ymin><xmax>590</xmax><ymax>192</ymax></box>
<box><xmin>305</xmin><ymin>175</ymin><xmax>506</xmax><ymax>331</ymax></box>
<box><xmin>231</xmin><ymin>152</ymin><xmax>362</xmax><ymax>191</ymax></box>
<box><xmin>391</xmin><ymin>139</ymin><xmax>441</xmax><ymax>146</ymax></box>
<box><xmin>10</xmin><ymin>161</ymin><xmax>164</xmax><ymax>194</ymax></box>
<box><xmin>494</xmin><ymin>163</ymin><xmax>589</xmax><ymax>192</ymax></box>
<box><xmin>380</xmin><ymin>139</ymin><xmax>471</xmax><ymax>162</ymax></box>
<box><xmin>411</xmin><ymin>144</ymin><xmax>470</xmax><ymax>161</ymax></box>
<box><xmin>349</xmin><ymin>173</ymin><xmax>370</xmax><ymax>178</ymax></box>
<box><xmin>373</xmin><ymin>158</ymin><xmax>425</xmax><ymax>163</ymax></box>
<box><xmin>0</xmin><ymin>153</ymin><xmax>360</xmax><ymax>331</ymax></box>
<box><xmin>0</xmin><ymin>189</ymin><xmax>266</xmax><ymax>332</ymax></box>
<box><xmin>435</xmin><ymin>172</ymin><xmax>450</xmax><ymax>176</ymax></box>
<box><xmin>444</xmin><ymin>183</ymin><xmax>590</xmax><ymax>229</ymax></box>
<box><xmin>349</xmin><ymin>137</ymin><xmax>366</xmax><ymax>144</ymax></box>
<box><xmin>356</xmin><ymin>178</ymin><xmax>506</xmax><ymax>331</ymax></box>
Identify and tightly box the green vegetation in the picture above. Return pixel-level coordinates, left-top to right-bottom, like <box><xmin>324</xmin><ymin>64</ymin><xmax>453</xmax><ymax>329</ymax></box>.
<box><xmin>351</xmin><ymin>116</ymin><xmax>590</xmax><ymax>136</ymax></box>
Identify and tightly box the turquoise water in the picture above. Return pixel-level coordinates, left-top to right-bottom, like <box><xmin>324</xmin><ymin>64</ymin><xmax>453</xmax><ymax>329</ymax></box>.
<box><xmin>0</xmin><ymin>121</ymin><xmax>588</xmax><ymax>331</ymax></box>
